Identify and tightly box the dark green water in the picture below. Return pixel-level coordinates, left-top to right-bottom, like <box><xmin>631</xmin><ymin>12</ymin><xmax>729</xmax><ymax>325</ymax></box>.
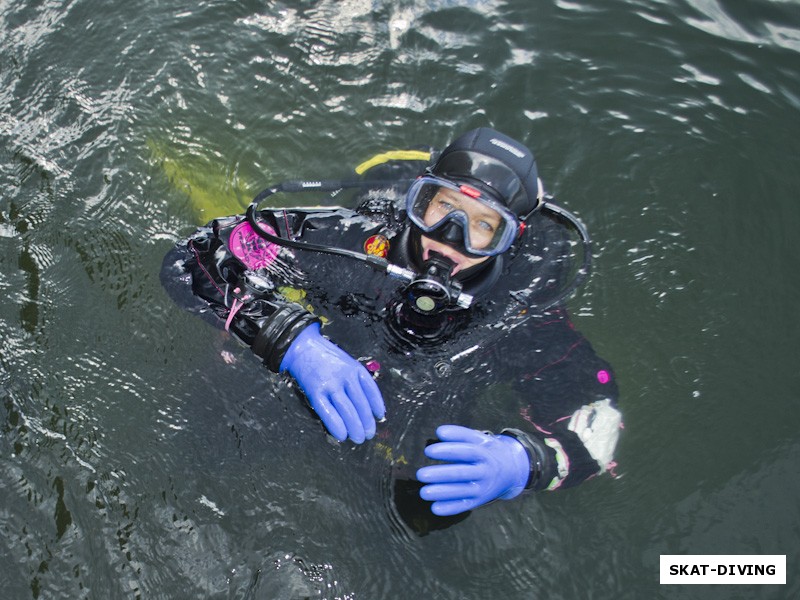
<box><xmin>2</xmin><ymin>1</ymin><xmax>799</xmax><ymax>598</ymax></box>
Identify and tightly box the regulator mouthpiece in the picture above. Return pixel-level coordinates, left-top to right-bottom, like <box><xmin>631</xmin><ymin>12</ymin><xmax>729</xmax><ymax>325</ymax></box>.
<box><xmin>404</xmin><ymin>253</ymin><xmax>473</xmax><ymax>314</ymax></box>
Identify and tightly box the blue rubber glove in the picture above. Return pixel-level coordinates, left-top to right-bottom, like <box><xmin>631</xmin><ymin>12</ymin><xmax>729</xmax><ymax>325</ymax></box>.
<box><xmin>416</xmin><ymin>425</ymin><xmax>530</xmax><ymax>516</ymax></box>
<box><xmin>280</xmin><ymin>322</ymin><xmax>385</xmax><ymax>444</ymax></box>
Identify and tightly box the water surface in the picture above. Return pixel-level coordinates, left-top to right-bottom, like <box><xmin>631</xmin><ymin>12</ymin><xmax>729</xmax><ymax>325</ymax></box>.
<box><xmin>1</xmin><ymin>0</ymin><xmax>799</xmax><ymax>598</ymax></box>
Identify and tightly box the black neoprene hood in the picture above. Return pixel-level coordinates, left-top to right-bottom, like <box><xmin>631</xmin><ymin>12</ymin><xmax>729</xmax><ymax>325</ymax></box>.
<box><xmin>430</xmin><ymin>127</ymin><xmax>540</xmax><ymax>219</ymax></box>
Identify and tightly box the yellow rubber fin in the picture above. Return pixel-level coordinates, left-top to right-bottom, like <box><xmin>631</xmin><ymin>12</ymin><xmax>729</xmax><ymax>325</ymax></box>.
<box><xmin>147</xmin><ymin>138</ymin><xmax>254</xmax><ymax>224</ymax></box>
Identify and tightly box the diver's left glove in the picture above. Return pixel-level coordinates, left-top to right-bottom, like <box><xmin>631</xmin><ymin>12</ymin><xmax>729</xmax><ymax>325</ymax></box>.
<box><xmin>280</xmin><ymin>322</ymin><xmax>385</xmax><ymax>444</ymax></box>
<box><xmin>416</xmin><ymin>425</ymin><xmax>531</xmax><ymax>516</ymax></box>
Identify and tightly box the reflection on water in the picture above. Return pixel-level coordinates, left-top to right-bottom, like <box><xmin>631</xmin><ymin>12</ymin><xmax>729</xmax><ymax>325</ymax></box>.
<box><xmin>1</xmin><ymin>0</ymin><xmax>799</xmax><ymax>598</ymax></box>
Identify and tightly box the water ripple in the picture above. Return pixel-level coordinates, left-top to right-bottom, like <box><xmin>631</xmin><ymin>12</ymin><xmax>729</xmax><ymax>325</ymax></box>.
<box><xmin>2</xmin><ymin>0</ymin><xmax>799</xmax><ymax>598</ymax></box>
<box><xmin>684</xmin><ymin>0</ymin><xmax>800</xmax><ymax>52</ymax></box>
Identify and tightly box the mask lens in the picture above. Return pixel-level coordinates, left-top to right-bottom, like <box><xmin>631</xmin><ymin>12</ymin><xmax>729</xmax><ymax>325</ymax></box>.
<box><xmin>406</xmin><ymin>177</ymin><xmax>517</xmax><ymax>256</ymax></box>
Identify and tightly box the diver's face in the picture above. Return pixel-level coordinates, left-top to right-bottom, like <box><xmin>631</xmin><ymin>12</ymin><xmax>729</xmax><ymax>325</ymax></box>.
<box><xmin>418</xmin><ymin>187</ymin><xmax>498</xmax><ymax>274</ymax></box>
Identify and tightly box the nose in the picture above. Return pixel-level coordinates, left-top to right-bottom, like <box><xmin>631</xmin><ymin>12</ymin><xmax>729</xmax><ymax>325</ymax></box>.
<box><xmin>438</xmin><ymin>219</ymin><xmax>466</xmax><ymax>246</ymax></box>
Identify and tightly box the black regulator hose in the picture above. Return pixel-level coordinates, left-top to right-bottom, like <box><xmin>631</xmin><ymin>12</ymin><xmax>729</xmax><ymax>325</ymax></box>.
<box><xmin>246</xmin><ymin>179</ymin><xmax>417</xmax><ymax>282</ymax></box>
<box><xmin>538</xmin><ymin>198</ymin><xmax>593</xmax><ymax>308</ymax></box>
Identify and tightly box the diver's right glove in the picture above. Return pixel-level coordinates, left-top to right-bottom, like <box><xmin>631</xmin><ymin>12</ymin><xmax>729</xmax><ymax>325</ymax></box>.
<box><xmin>280</xmin><ymin>322</ymin><xmax>385</xmax><ymax>444</ymax></box>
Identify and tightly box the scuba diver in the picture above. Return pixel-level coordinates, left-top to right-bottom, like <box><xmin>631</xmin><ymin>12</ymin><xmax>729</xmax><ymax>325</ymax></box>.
<box><xmin>161</xmin><ymin>127</ymin><xmax>622</xmax><ymax>521</ymax></box>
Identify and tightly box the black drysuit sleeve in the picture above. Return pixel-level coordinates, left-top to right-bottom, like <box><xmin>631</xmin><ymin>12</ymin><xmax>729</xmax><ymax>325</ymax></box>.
<box><xmin>491</xmin><ymin>312</ymin><xmax>622</xmax><ymax>492</ymax></box>
<box><xmin>160</xmin><ymin>213</ymin><xmax>319</xmax><ymax>372</ymax></box>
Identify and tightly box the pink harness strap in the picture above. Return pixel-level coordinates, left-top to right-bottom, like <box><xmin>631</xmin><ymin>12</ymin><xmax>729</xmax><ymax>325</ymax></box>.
<box><xmin>224</xmin><ymin>287</ymin><xmax>251</xmax><ymax>331</ymax></box>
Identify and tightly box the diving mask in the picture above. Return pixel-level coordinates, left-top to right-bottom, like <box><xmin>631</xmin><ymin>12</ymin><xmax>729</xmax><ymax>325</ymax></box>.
<box><xmin>405</xmin><ymin>175</ymin><xmax>520</xmax><ymax>257</ymax></box>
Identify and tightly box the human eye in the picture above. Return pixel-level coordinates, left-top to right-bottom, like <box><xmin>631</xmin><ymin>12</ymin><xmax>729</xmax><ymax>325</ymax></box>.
<box><xmin>476</xmin><ymin>219</ymin><xmax>496</xmax><ymax>233</ymax></box>
<box><xmin>434</xmin><ymin>197</ymin><xmax>455</xmax><ymax>212</ymax></box>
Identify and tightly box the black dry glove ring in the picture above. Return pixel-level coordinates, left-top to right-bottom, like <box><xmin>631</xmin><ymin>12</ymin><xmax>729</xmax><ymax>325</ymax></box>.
<box><xmin>501</xmin><ymin>428</ymin><xmax>546</xmax><ymax>490</ymax></box>
<box><xmin>251</xmin><ymin>305</ymin><xmax>320</xmax><ymax>372</ymax></box>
